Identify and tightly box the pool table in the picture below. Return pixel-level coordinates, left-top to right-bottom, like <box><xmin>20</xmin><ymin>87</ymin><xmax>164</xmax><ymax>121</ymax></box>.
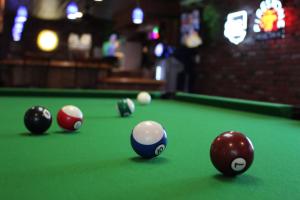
<box><xmin>0</xmin><ymin>88</ymin><xmax>300</xmax><ymax>200</ymax></box>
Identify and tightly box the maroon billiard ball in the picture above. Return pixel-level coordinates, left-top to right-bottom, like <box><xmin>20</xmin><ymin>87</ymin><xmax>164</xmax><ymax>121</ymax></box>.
<box><xmin>210</xmin><ymin>131</ymin><xmax>254</xmax><ymax>176</ymax></box>
<box><xmin>57</xmin><ymin>105</ymin><xmax>83</xmax><ymax>131</ymax></box>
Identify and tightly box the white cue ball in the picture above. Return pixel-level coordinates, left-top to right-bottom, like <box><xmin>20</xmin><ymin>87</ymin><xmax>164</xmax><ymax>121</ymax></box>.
<box><xmin>137</xmin><ymin>92</ymin><xmax>151</xmax><ymax>105</ymax></box>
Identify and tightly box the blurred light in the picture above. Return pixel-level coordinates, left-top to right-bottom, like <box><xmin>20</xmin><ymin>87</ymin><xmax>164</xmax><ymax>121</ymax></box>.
<box><xmin>253</xmin><ymin>0</ymin><xmax>285</xmax><ymax>33</ymax></box>
<box><xmin>14</xmin><ymin>23</ymin><xmax>24</xmax><ymax>30</ymax></box>
<box><xmin>155</xmin><ymin>65</ymin><xmax>162</xmax><ymax>80</ymax></box>
<box><xmin>15</xmin><ymin>16</ymin><xmax>27</xmax><ymax>23</ymax></box>
<box><xmin>94</xmin><ymin>0</ymin><xmax>103</xmax><ymax>1</ymax></box>
<box><xmin>66</xmin><ymin>1</ymin><xmax>82</xmax><ymax>20</ymax></box>
<box><xmin>253</xmin><ymin>24</ymin><xmax>260</xmax><ymax>32</ymax></box>
<box><xmin>67</xmin><ymin>13</ymin><xmax>77</xmax><ymax>20</ymax></box>
<box><xmin>66</xmin><ymin>2</ymin><xmax>78</xmax><ymax>15</ymax></box>
<box><xmin>154</xmin><ymin>43</ymin><xmax>164</xmax><ymax>57</ymax></box>
<box><xmin>37</xmin><ymin>30</ymin><xmax>59</xmax><ymax>52</ymax></box>
<box><xmin>17</xmin><ymin>6</ymin><xmax>28</xmax><ymax>17</ymax></box>
<box><xmin>149</xmin><ymin>26</ymin><xmax>160</xmax><ymax>40</ymax></box>
<box><xmin>224</xmin><ymin>10</ymin><xmax>247</xmax><ymax>45</ymax></box>
<box><xmin>12</xmin><ymin>6</ymin><xmax>28</xmax><ymax>42</ymax></box>
<box><xmin>132</xmin><ymin>7</ymin><xmax>144</xmax><ymax>24</ymax></box>
<box><xmin>67</xmin><ymin>11</ymin><xmax>82</xmax><ymax>20</ymax></box>
<box><xmin>75</xmin><ymin>12</ymin><xmax>83</xmax><ymax>18</ymax></box>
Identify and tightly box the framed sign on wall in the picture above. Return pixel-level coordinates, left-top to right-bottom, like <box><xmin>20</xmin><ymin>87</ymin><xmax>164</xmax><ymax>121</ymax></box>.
<box><xmin>253</xmin><ymin>0</ymin><xmax>285</xmax><ymax>40</ymax></box>
<box><xmin>224</xmin><ymin>10</ymin><xmax>248</xmax><ymax>45</ymax></box>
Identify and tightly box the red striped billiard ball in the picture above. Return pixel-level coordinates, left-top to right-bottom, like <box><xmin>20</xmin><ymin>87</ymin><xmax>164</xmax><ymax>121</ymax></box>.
<box><xmin>210</xmin><ymin>131</ymin><xmax>254</xmax><ymax>176</ymax></box>
<box><xmin>57</xmin><ymin>105</ymin><xmax>83</xmax><ymax>131</ymax></box>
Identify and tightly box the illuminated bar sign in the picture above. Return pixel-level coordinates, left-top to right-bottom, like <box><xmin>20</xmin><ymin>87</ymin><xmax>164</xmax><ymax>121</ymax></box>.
<box><xmin>224</xmin><ymin>10</ymin><xmax>248</xmax><ymax>45</ymax></box>
<box><xmin>253</xmin><ymin>0</ymin><xmax>285</xmax><ymax>40</ymax></box>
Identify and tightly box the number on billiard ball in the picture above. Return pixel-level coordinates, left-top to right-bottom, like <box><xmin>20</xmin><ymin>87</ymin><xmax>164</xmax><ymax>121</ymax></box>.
<box><xmin>57</xmin><ymin>105</ymin><xmax>83</xmax><ymax>132</ymax></box>
<box><xmin>210</xmin><ymin>131</ymin><xmax>254</xmax><ymax>176</ymax></box>
<box><xmin>117</xmin><ymin>98</ymin><xmax>135</xmax><ymax>117</ymax></box>
<box><xmin>131</xmin><ymin>121</ymin><xmax>167</xmax><ymax>159</ymax></box>
<box><xmin>24</xmin><ymin>106</ymin><xmax>52</xmax><ymax>134</ymax></box>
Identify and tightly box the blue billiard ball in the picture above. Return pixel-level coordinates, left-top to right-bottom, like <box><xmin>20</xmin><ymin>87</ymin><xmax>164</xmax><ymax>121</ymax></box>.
<box><xmin>131</xmin><ymin>121</ymin><xmax>167</xmax><ymax>159</ymax></box>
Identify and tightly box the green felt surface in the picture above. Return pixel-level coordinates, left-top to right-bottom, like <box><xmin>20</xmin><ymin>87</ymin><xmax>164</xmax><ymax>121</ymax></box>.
<box><xmin>1</xmin><ymin>95</ymin><xmax>300</xmax><ymax>200</ymax></box>
<box><xmin>175</xmin><ymin>92</ymin><xmax>293</xmax><ymax>118</ymax></box>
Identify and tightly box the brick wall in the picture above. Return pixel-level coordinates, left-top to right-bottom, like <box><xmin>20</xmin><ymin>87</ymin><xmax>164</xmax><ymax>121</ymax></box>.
<box><xmin>194</xmin><ymin>0</ymin><xmax>300</xmax><ymax>104</ymax></box>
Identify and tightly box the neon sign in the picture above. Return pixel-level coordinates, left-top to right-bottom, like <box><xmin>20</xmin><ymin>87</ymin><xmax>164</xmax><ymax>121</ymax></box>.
<box><xmin>224</xmin><ymin>10</ymin><xmax>248</xmax><ymax>45</ymax></box>
<box><xmin>253</xmin><ymin>0</ymin><xmax>285</xmax><ymax>40</ymax></box>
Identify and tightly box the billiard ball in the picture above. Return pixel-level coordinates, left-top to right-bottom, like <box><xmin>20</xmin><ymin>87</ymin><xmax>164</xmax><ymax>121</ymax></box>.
<box><xmin>210</xmin><ymin>131</ymin><xmax>254</xmax><ymax>176</ymax></box>
<box><xmin>24</xmin><ymin>106</ymin><xmax>52</xmax><ymax>134</ymax></box>
<box><xmin>137</xmin><ymin>91</ymin><xmax>151</xmax><ymax>105</ymax></box>
<box><xmin>57</xmin><ymin>105</ymin><xmax>83</xmax><ymax>131</ymax></box>
<box><xmin>131</xmin><ymin>121</ymin><xmax>167</xmax><ymax>159</ymax></box>
<box><xmin>117</xmin><ymin>98</ymin><xmax>135</xmax><ymax>117</ymax></box>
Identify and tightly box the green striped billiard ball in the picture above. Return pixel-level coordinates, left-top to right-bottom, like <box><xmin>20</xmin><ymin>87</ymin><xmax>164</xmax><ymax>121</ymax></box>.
<box><xmin>117</xmin><ymin>98</ymin><xmax>135</xmax><ymax>117</ymax></box>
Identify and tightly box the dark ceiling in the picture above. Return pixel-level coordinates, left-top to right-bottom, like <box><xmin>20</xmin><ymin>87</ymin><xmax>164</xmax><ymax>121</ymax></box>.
<box><xmin>6</xmin><ymin>0</ymin><xmax>137</xmax><ymax>20</ymax></box>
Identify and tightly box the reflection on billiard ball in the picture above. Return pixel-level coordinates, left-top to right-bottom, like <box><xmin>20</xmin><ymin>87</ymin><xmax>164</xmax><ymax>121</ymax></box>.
<box><xmin>117</xmin><ymin>98</ymin><xmax>135</xmax><ymax>117</ymax></box>
<box><xmin>57</xmin><ymin>105</ymin><xmax>83</xmax><ymax>131</ymax></box>
<box><xmin>210</xmin><ymin>131</ymin><xmax>254</xmax><ymax>176</ymax></box>
<box><xmin>137</xmin><ymin>91</ymin><xmax>151</xmax><ymax>105</ymax></box>
<box><xmin>131</xmin><ymin>121</ymin><xmax>167</xmax><ymax>159</ymax></box>
<box><xmin>24</xmin><ymin>106</ymin><xmax>52</xmax><ymax>134</ymax></box>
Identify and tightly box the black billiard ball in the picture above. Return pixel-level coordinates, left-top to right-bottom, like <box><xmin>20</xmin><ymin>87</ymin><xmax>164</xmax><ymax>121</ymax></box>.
<box><xmin>210</xmin><ymin>131</ymin><xmax>254</xmax><ymax>176</ymax></box>
<box><xmin>24</xmin><ymin>106</ymin><xmax>52</xmax><ymax>134</ymax></box>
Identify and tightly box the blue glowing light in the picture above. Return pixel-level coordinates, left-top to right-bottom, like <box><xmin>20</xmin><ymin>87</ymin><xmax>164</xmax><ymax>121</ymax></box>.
<box><xmin>66</xmin><ymin>2</ymin><xmax>82</xmax><ymax>20</ymax></box>
<box><xmin>132</xmin><ymin>7</ymin><xmax>144</xmax><ymax>24</ymax></box>
<box><xmin>17</xmin><ymin>6</ymin><xmax>28</xmax><ymax>17</ymax></box>
<box><xmin>154</xmin><ymin>43</ymin><xmax>164</xmax><ymax>57</ymax></box>
<box><xmin>12</xmin><ymin>6</ymin><xmax>28</xmax><ymax>42</ymax></box>
<box><xmin>66</xmin><ymin>2</ymin><xmax>78</xmax><ymax>15</ymax></box>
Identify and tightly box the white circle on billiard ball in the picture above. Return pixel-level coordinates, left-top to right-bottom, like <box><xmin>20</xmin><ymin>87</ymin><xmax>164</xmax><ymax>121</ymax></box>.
<box><xmin>155</xmin><ymin>144</ymin><xmax>166</xmax><ymax>155</ymax></box>
<box><xmin>132</xmin><ymin>121</ymin><xmax>166</xmax><ymax>145</ymax></box>
<box><xmin>62</xmin><ymin>105</ymin><xmax>83</xmax><ymax>118</ymax></box>
<box><xmin>126</xmin><ymin>98</ymin><xmax>135</xmax><ymax>113</ymax></box>
<box><xmin>137</xmin><ymin>92</ymin><xmax>151</xmax><ymax>105</ymax></box>
<box><xmin>74</xmin><ymin>121</ymin><xmax>82</xmax><ymax>130</ymax></box>
<box><xmin>43</xmin><ymin>109</ymin><xmax>51</xmax><ymax>119</ymax></box>
<box><xmin>231</xmin><ymin>157</ymin><xmax>246</xmax><ymax>171</ymax></box>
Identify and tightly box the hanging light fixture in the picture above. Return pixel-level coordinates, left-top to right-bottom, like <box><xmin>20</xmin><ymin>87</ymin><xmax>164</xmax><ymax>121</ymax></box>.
<box><xmin>37</xmin><ymin>30</ymin><xmax>59</xmax><ymax>52</ymax></box>
<box><xmin>132</xmin><ymin>1</ymin><xmax>144</xmax><ymax>24</ymax></box>
<box><xmin>66</xmin><ymin>1</ymin><xmax>82</xmax><ymax>20</ymax></box>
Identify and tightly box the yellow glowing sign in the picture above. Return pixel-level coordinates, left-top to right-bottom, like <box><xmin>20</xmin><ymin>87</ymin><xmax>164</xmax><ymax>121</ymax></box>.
<box><xmin>37</xmin><ymin>30</ymin><xmax>59</xmax><ymax>52</ymax></box>
<box><xmin>260</xmin><ymin>9</ymin><xmax>278</xmax><ymax>32</ymax></box>
<box><xmin>253</xmin><ymin>0</ymin><xmax>285</xmax><ymax>33</ymax></box>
